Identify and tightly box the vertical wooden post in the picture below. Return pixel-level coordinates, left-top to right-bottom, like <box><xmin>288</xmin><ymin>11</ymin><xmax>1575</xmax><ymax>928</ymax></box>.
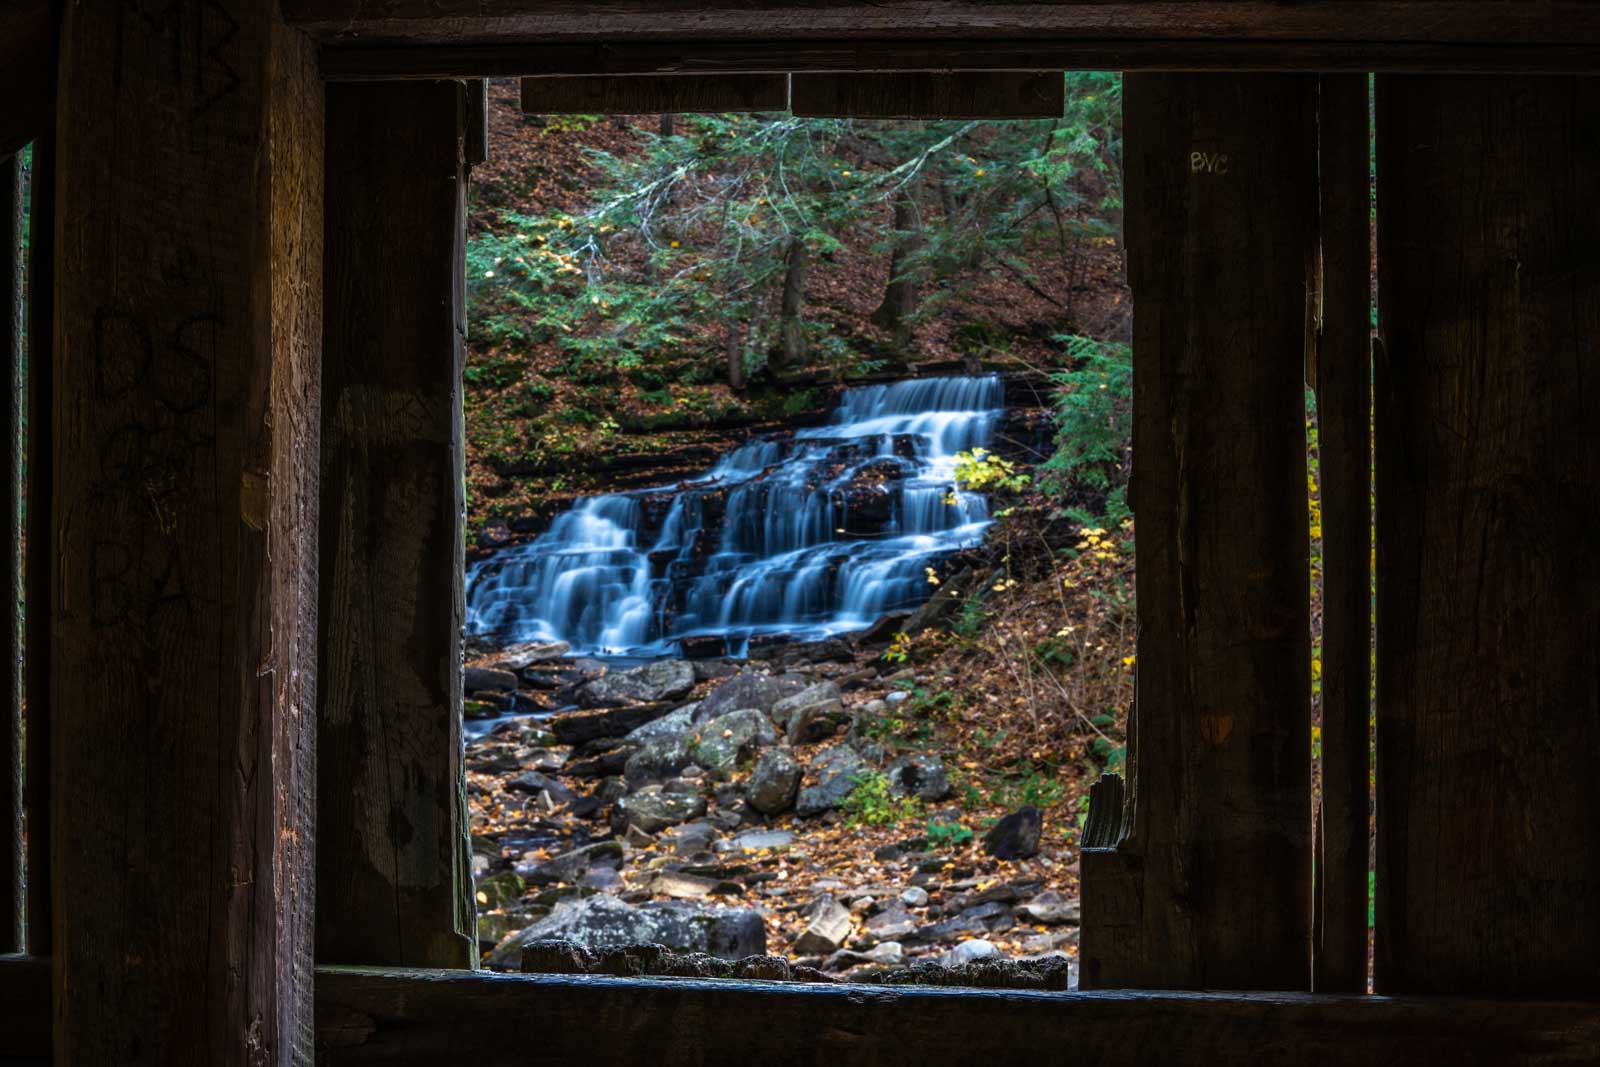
<box><xmin>52</xmin><ymin>4</ymin><xmax>322</xmax><ymax>1063</ymax></box>
<box><xmin>1374</xmin><ymin>75</ymin><xmax>1600</xmax><ymax>996</ymax></box>
<box><xmin>1312</xmin><ymin>73</ymin><xmax>1373</xmax><ymax>995</ymax></box>
<box><xmin>318</xmin><ymin>82</ymin><xmax>475</xmax><ymax>969</ymax></box>
<box><xmin>23</xmin><ymin>130</ymin><xmax>52</xmax><ymax>962</ymax></box>
<box><xmin>1081</xmin><ymin>73</ymin><xmax>1316</xmax><ymax>991</ymax></box>
<box><xmin>0</xmin><ymin>151</ymin><xmax>20</xmax><ymax>955</ymax></box>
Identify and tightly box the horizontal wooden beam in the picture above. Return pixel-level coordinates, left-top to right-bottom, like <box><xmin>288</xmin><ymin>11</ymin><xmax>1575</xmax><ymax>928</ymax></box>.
<box><xmin>0</xmin><ymin>955</ymin><xmax>51</xmax><ymax>1059</ymax></box>
<box><xmin>521</xmin><ymin>73</ymin><xmax>789</xmax><ymax>114</ymax></box>
<box><xmin>791</xmin><ymin>72</ymin><xmax>1062</xmax><ymax>118</ymax></box>
<box><xmin>319</xmin><ymin>37</ymin><xmax>1600</xmax><ymax>81</ymax></box>
<box><xmin>314</xmin><ymin>966</ymin><xmax>1600</xmax><ymax>1066</ymax></box>
<box><xmin>287</xmin><ymin>1</ymin><xmax>1600</xmax><ymax>50</ymax></box>
<box><xmin>0</xmin><ymin>0</ymin><xmax>53</xmax><ymax>160</ymax></box>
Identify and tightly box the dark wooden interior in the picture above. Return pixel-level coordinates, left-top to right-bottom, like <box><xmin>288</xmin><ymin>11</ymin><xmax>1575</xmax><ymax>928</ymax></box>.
<box><xmin>3</xmin><ymin>2</ymin><xmax>1599</xmax><ymax>1064</ymax></box>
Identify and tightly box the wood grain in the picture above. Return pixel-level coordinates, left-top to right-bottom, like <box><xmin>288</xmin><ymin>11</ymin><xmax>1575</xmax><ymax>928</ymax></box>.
<box><xmin>520</xmin><ymin>73</ymin><xmax>789</xmax><ymax>114</ymax></box>
<box><xmin>284</xmin><ymin>1</ymin><xmax>1600</xmax><ymax>49</ymax></box>
<box><xmin>314</xmin><ymin>966</ymin><xmax>1600</xmax><ymax>1066</ymax></box>
<box><xmin>1311</xmin><ymin>73</ymin><xmax>1371</xmax><ymax>995</ymax></box>
<box><xmin>791</xmin><ymin>72</ymin><xmax>1062</xmax><ymax>118</ymax></box>
<box><xmin>0</xmin><ymin>152</ymin><xmax>19</xmax><ymax>955</ymax></box>
<box><xmin>51</xmin><ymin>4</ymin><xmax>323</xmax><ymax>1063</ymax></box>
<box><xmin>1081</xmin><ymin>73</ymin><xmax>1315</xmax><ymax>991</ymax></box>
<box><xmin>466</xmin><ymin>80</ymin><xmax>489</xmax><ymax>166</ymax></box>
<box><xmin>1373</xmin><ymin>74</ymin><xmax>1600</xmax><ymax>996</ymax></box>
<box><xmin>319</xmin><ymin>81</ymin><xmax>475</xmax><ymax>971</ymax></box>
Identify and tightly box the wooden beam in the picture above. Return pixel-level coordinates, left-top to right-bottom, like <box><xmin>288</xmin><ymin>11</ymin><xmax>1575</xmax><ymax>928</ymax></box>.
<box><xmin>0</xmin><ymin>954</ymin><xmax>50</xmax><ymax>1059</ymax></box>
<box><xmin>520</xmin><ymin>73</ymin><xmax>789</xmax><ymax>114</ymax></box>
<box><xmin>1311</xmin><ymin>73</ymin><xmax>1372</xmax><ymax>995</ymax></box>
<box><xmin>319</xmin><ymin>81</ymin><xmax>475</xmax><ymax>970</ymax></box>
<box><xmin>286</xmin><ymin>1</ymin><xmax>1600</xmax><ymax>51</ymax></box>
<box><xmin>0</xmin><ymin>151</ymin><xmax>20</xmax><ymax>956</ymax></box>
<box><xmin>52</xmin><ymin>3</ymin><xmax>323</xmax><ymax>1062</ymax></box>
<box><xmin>1081</xmin><ymin>73</ymin><xmax>1315</xmax><ymax>991</ymax></box>
<box><xmin>314</xmin><ymin>966</ymin><xmax>1600</xmax><ymax>1066</ymax></box>
<box><xmin>1373</xmin><ymin>75</ymin><xmax>1600</xmax><ymax>997</ymax></box>
<box><xmin>0</xmin><ymin>0</ymin><xmax>52</xmax><ymax>161</ymax></box>
<box><xmin>22</xmin><ymin>129</ymin><xmax>51</xmax><ymax>961</ymax></box>
<box><xmin>320</xmin><ymin>38</ymin><xmax>1600</xmax><ymax>82</ymax></box>
<box><xmin>790</xmin><ymin>72</ymin><xmax>1061</xmax><ymax>118</ymax></box>
<box><xmin>466</xmin><ymin>80</ymin><xmax>489</xmax><ymax>166</ymax></box>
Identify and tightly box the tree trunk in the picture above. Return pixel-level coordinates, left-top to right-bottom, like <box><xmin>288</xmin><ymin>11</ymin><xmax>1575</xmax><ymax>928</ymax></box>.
<box><xmin>659</xmin><ymin>113</ymin><xmax>675</xmax><ymax>137</ymax></box>
<box><xmin>776</xmin><ymin>236</ymin><xmax>808</xmax><ymax>373</ymax></box>
<box><xmin>726</xmin><ymin>318</ymin><xmax>746</xmax><ymax>391</ymax></box>
<box><xmin>872</xmin><ymin>189</ymin><xmax>924</xmax><ymax>353</ymax></box>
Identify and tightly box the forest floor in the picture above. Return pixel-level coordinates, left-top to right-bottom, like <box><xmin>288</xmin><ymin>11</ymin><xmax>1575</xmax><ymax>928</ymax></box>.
<box><xmin>461</xmin><ymin>81</ymin><xmax>1136</xmax><ymax>981</ymax></box>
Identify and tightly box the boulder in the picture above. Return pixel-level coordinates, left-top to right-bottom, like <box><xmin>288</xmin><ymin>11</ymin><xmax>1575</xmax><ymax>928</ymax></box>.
<box><xmin>900</xmin><ymin>886</ymin><xmax>929</xmax><ymax>908</ymax></box>
<box><xmin>612</xmin><ymin>791</ymin><xmax>707</xmax><ymax>835</ymax></box>
<box><xmin>564</xmin><ymin>744</ymin><xmax>637</xmax><ymax>779</ymax></box>
<box><xmin>983</xmin><ymin>806</ymin><xmax>1042</xmax><ymax>860</ymax></box>
<box><xmin>624</xmin><ymin>702</ymin><xmax>698</xmax><ymax>745</ymax></box>
<box><xmin>854</xmin><ymin>611</ymin><xmax>911</xmax><ymax>647</ymax></box>
<box><xmin>746</xmin><ymin>748</ymin><xmax>803</xmax><ymax>815</ymax></box>
<box><xmin>624</xmin><ymin>733</ymin><xmax>694</xmax><ymax>786</ymax></box>
<box><xmin>487</xmin><ymin>896</ymin><xmax>766</xmax><ymax>967</ymax></box>
<box><xmin>475</xmin><ymin>870</ymin><xmax>525</xmax><ymax>910</ymax></box>
<box><xmin>679</xmin><ymin>635</ymin><xmax>727</xmax><ymax>659</ymax></box>
<box><xmin>568</xmin><ymin>777</ymin><xmax>628</xmax><ymax>819</ymax></box>
<box><xmin>864</xmin><ymin>905</ymin><xmax>918</xmax><ymax>940</ymax></box>
<box><xmin>504</xmin><ymin>771</ymin><xmax>577</xmax><ymax>804</ymax></box>
<box><xmin>519</xmin><ymin>840</ymin><xmax>624</xmax><ymax>886</ymax></box>
<box><xmin>551</xmin><ymin>702</ymin><xmax>679</xmax><ymax>746</ymax></box>
<box><xmin>885</xmin><ymin>754</ymin><xmax>951</xmax><ymax>802</ymax></box>
<box><xmin>689</xmin><ymin>708</ymin><xmax>778</xmax><ymax>778</ymax></box>
<box><xmin>938</xmin><ymin>939</ymin><xmax>1001</xmax><ymax>967</ymax></box>
<box><xmin>713</xmin><ymin>829</ymin><xmax>795</xmax><ymax>854</ymax></box>
<box><xmin>1015</xmin><ymin>890</ymin><xmax>1080</xmax><ymax>926</ymax></box>
<box><xmin>575</xmin><ymin>660</ymin><xmax>695</xmax><ymax>706</ymax></box>
<box><xmin>795</xmin><ymin>744</ymin><xmax>870</xmax><ymax>817</ymax></box>
<box><xmin>696</xmin><ymin>670</ymin><xmax>810</xmax><ymax>722</ymax></box>
<box><xmin>792</xmin><ymin>895</ymin><xmax>852</xmax><ymax>955</ymax></box>
<box><xmin>784</xmin><ymin>700</ymin><xmax>849</xmax><ymax>745</ymax></box>
<box><xmin>464</xmin><ymin>665</ymin><xmax>519</xmax><ymax>693</ymax></box>
<box><xmin>493</xmin><ymin>640</ymin><xmax>571</xmax><ymax>671</ymax></box>
<box><xmin>770</xmin><ymin>681</ymin><xmax>842</xmax><ymax>730</ymax></box>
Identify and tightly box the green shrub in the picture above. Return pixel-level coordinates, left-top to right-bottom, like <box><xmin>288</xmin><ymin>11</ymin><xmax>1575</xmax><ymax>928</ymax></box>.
<box><xmin>1038</xmin><ymin>334</ymin><xmax>1133</xmax><ymax>503</ymax></box>
<box><xmin>842</xmin><ymin>772</ymin><xmax>922</xmax><ymax>827</ymax></box>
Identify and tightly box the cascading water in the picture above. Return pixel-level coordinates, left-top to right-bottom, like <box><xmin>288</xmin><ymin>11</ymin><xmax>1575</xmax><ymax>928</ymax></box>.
<box><xmin>466</xmin><ymin>375</ymin><xmax>1004</xmax><ymax>656</ymax></box>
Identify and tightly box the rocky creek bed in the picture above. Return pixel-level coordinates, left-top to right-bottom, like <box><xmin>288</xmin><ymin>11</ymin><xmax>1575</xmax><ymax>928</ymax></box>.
<box><xmin>467</xmin><ymin>631</ymin><xmax>1083</xmax><ymax>987</ymax></box>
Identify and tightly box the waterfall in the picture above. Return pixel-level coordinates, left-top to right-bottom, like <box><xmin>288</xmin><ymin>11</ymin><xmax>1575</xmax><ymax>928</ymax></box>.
<box><xmin>466</xmin><ymin>375</ymin><xmax>1004</xmax><ymax>656</ymax></box>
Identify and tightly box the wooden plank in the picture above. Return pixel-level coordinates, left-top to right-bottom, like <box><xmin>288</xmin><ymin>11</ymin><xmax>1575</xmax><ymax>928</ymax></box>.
<box><xmin>0</xmin><ymin>954</ymin><xmax>51</xmax><ymax>1059</ymax></box>
<box><xmin>0</xmin><ymin>0</ymin><xmax>52</xmax><ymax>161</ymax></box>
<box><xmin>285</xmin><ymin>1</ymin><xmax>1600</xmax><ymax>50</ymax></box>
<box><xmin>319</xmin><ymin>81</ymin><xmax>475</xmax><ymax>971</ymax></box>
<box><xmin>791</xmin><ymin>72</ymin><xmax>1061</xmax><ymax>118</ymax></box>
<box><xmin>1311</xmin><ymin>73</ymin><xmax>1371</xmax><ymax>995</ymax></box>
<box><xmin>52</xmin><ymin>4</ymin><xmax>323</xmax><ymax>1063</ymax></box>
<box><xmin>22</xmin><ymin>130</ymin><xmax>50</xmax><ymax>962</ymax></box>
<box><xmin>466</xmin><ymin>79</ymin><xmax>489</xmax><ymax>166</ymax></box>
<box><xmin>520</xmin><ymin>73</ymin><xmax>788</xmax><ymax>114</ymax></box>
<box><xmin>314</xmin><ymin>966</ymin><xmax>1600</xmax><ymax>1066</ymax></box>
<box><xmin>1080</xmin><ymin>73</ymin><xmax>1315</xmax><ymax>991</ymax></box>
<box><xmin>0</xmin><ymin>151</ymin><xmax>19</xmax><ymax>955</ymax></box>
<box><xmin>1373</xmin><ymin>75</ymin><xmax>1600</xmax><ymax>997</ymax></box>
<box><xmin>322</xmin><ymin>38</ymin><xmax>1600</xmax><ymax>82</ymax></box>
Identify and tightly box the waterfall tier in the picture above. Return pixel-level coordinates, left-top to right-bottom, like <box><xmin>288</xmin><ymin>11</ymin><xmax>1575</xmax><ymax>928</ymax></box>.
<box><xmin>465</xmin><ymin>375</ymin><xmax>1004</xmax><ymax>656</ymax></box>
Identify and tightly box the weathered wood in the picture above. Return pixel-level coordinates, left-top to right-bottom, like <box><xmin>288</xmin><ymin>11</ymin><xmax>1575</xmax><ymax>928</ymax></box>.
<box><xmin>0</xmin><ymin>954</ymin><xmax>51</xmax><ymax>1059</ymax></box>
<box><xmin>791</xmin><ymin>72</ymin><xmax>1061</xmax><ymax>118</ymax></box>
<box><xmin>1373</xmin><ymin>75</ymin><xmax>1600</xmax><ymax>996</ymax></box>
<box><xmin>22</xmin><ymin>129</ymin><xmax>50</xmax><ymax>962</ymax></box>
<box><xmin>466</xmin><ymin>80</ymin><xmax>489</xmax><ymax>166</ymax></box>
<box><xmin>1081</xmin><ymin>73</ymin><xmax>1315</xmax><ymax>991</ymax></box>
<box><xmin>1311</xmin><ymin>73</ymin><xmax>1371</xmax><ymax>996</ymax></box>
<box><xmin>286</xmin><ymin>1</ymin><xmax>1600</xmax><ymax>52</ymax></box>
<box><xmin>314</xmin><ymin>966</ymin><xmax>1600</xmax><ymax>1066</ymax></box>
<box><xmin>0</xmin><ymin>152</ymin><xmax>20</xmax><ymax>955</ymax></box>
<box><xmin>321</xmin><ymin>38</ymin><xmax>1600</xmax><ymax>82</ymax></box>
<box><xmin>319</xmin><ymin>81</ymin><xmax>475</xmax><ymax>971</ymax></box>
<box><xmin>0</xmin><ymin>0</ymin><xmax>52</xmax><ymax>161</ymax></box>
<box><xmin>520</xmin><ymin>73</ymin><xmax>789</xmax><ymax>114</ymax></box>
<box><xmin>52</xmin><ymin>4</ymin><xmax>322</xmax><ymax>1063</ymax></box>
